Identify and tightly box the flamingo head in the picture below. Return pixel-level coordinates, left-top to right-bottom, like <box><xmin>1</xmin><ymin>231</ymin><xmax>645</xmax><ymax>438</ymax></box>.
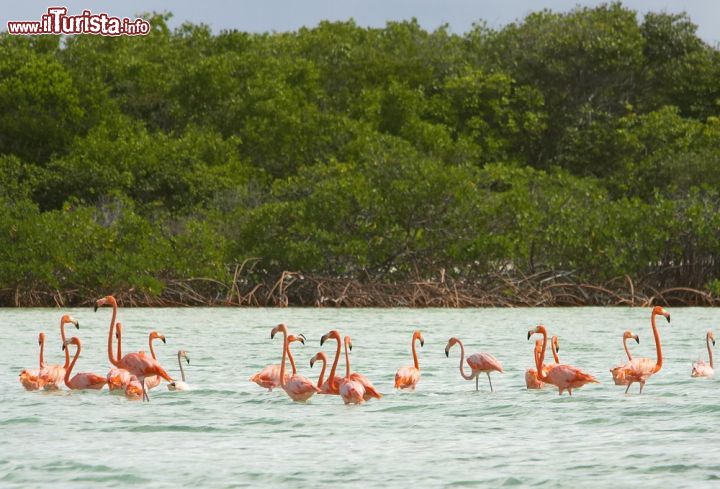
<box><xmin>344</xmin><ymin>336</ymin><xmax>353</xmax><ymax>351</ymax></box>
<box><xmin>270</xmin><ymin>323</ymin><xmax>288</xmax><ymax>339</ymax></box>
<box><xmin>320</xmin><ymin>330</ymin><xmax>341</xmax><ymax>346</ymax></box>
<box><xmin>38</xmin><ymin>332</ymin><xmax>45</xmax><ymax>345</ymax></box>
<box><xmin>287</xmin><ymin>334</ymin><xmax>306</xmax><ymax>345</ymax></box>
<box><xmin>94</xmin><ymin>295</ymin><xmax>116</xmax><ymax>311</ymax></box>
<box><xmin>623</xmin><ymin>330</ymin><xmax>640</xmax><ymax>344</ymax></box>
<box><xmin>61</xmin><ymin>315</ymin><xmax>79</xmax><ymax>329</ymax></box>
<box><xmin>444</xmin><ymin>337</ymin><xmax>460</xmax><ymax>357</ymax></box>
<box><xmin>552</xmin><ymin>335</ymin><xmax>559</xmax><ymax>353</ymax></box>
<box><xmin>115</xmin><ymin>322</ymin><xmax>123</xmax><ymax>338</ymax></box>
<box><xmin>179</xmin><ymin>350</ymin><xmax>190</xmax><ymax>364</ymax></box>
<box><xmin>708</xmin><ymin>331</ymin><xmax>716</xmax><ymax>346</ymax></box>
<box><xmin>652</xmin><ymin>306</ymin><xmax>670</xmax><ymax>323</ymax></box>
<box><xmin>527</xmin><ymin>324</ymin><xmax>547</xmax><ymax>341</ymax></box>
<box><xmin>62</xmin><ymin>337</ymin><xmax>80</xmax><ymax>350</ymax></box>
<box><xmin>150</xmin><ymin>331</ymin><xmax>166</xmax><ymax>343</ymax></box>
<box><xmin>310</xmin><ymin>352</ymin><xmax>327</xmax><ymax>368</ymax></box>
<box><xmin>413</xmin><ymin>330</ymin><xmax>425</xmax><ymax>347</ymax></box>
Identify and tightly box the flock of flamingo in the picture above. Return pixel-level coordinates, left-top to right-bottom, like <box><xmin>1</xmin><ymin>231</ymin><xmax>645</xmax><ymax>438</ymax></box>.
<box><xmin>18</xmin><ymin>300</ymin><xmax>716</xmax><ymax>403</ymax></box>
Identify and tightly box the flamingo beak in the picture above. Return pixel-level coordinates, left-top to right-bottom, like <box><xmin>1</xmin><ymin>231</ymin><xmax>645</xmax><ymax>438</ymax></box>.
<box><xmin>62</xmin><ymin>344</ymin><xmax>66</xmax><ymax>351</ymax></box>
<box><xmin>349</xmin><ymin>342</ymin><xmax>353</xmax><ymax>351</ymax></box>
<box><xmin>420</xmin><ymin>338</ymin><xmax>425</xmax><ymax>347</ymax></box>
<box><xmin>445</xmin><ymin>347</ymin><xmax>449</xmax><ymax>358</ymax></box>
<box><xmin>320</xmin><ymin>334</ymin><xmax>327</xmax><ymax>346</ymax></box>
<box><xmin>186</xmin><ymin>357</ymin><xmax>190</xmax><ymax>364</ymax></box>
<box><xmin>665</xmin><ymin>313</ymin><xmax>671</xmax><ymax>323</ymax></box>
<box><xmin>297</xmin><ymin>335</ymin><xmax>306</xmax><ymax>345</ymax></box>
<box><xmin>310</xmin><ymin>358</ymin><xmax>316</xmax><ymax>368</ymax></box>
<box><xmin>161</xmin><ymin>336</ymin><xmax>166</xmax><ymax>344</ymax></box>
<box><xmin>634</xmin><ymin>335</ymin><xmax>640</xmax><ymax>344</ymax></box>
<box><xmin>527</xmin><ymin>331</ymin><xmax>533</xmax><ymax>340</ymax></box>
<box><xmin>94</xmin><ymin>304</ymin><xmax>98</xmax><ymax>312</ymax></box>
<box><xmin>556</xmin><ymin>345</ymin><xmax>560</xmax><ymax>353</ymax></box>
<box><xmin>713</xmin><ymin>339</ymin><xmax>716</xmax><ymax>346</ymax></box>
<box><xmin>74</xmin><ymin>321</ymin><xmax>79</xmax><ymax>329</ymax></box>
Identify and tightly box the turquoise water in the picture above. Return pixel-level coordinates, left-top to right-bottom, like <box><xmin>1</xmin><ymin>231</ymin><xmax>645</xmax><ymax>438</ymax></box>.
<box><xmin>1</xmin><ymin>307</ymin><xmax>719</xmax><ymax>488</ymax></box>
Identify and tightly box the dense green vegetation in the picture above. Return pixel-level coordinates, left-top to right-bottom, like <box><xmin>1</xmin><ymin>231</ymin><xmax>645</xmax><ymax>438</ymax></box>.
<box><xmin>1</xmin><ymin>3</ymin><xmax>719</xmax><ymax>305</ymax></box>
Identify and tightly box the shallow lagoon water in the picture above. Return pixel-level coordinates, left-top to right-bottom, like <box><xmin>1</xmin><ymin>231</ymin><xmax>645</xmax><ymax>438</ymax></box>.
<box><xmin>1</xmin><ymin>307</ymin><xmax>719</xmax><ymax>488</ymax></box>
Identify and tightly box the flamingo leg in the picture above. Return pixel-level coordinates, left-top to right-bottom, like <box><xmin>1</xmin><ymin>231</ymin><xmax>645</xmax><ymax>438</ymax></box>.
<box><xmin>639</xmin><ymin>381</ymin><xmax>645</xmax><ymax>394</ymax></box>
<box><xmin>568</xmin><ymin>388</ymin><xmax>573</xmax><ymax>397</ymax></box>
<box><xmin>475</xmin><ymin>375</ymin><xmax>479</xmax><ymax>391</ymax></box>
<box><xmin>625</xmin><ymin>382</ymin><xmax>632</xmax><ymax>394</ymax></box>
<box><xmin>141</xmin><ymin>377</ymin><xmax>149</xmax><ymax>402</ymax></box>
<box><xmin>487</xmin><ymin>372</ymin><xmax>493</xmax><ymax>393</ymax></box>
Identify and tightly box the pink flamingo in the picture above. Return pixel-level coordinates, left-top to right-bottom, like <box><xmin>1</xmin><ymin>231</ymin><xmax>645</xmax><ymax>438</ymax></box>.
<box><xmin>620</xmin><ymin>306</ymin><xmax>670</xmax><ymax>394</ymax></box>
<box><xmin>19</xmin><ymin>332</ymin><xmax>46</xmax><ymax>391</ymax></box>
<box><xmin>691</xmin><ymin>330</ymin><xmax>715</xmax><ymax>378</ymax></box>
<box><xmin>271</xmin><ymin>324</ymin><xmax>319</xmax><ymax>402</ymax></box>
<box><xmin>62</xmin><ymin>337</ymin><xmax>107</xmax><ymax>390</ymax></box>
<box><xmin>318</xmin><ymin>330</ymin><xmax>345</xmax><ymax>395</ymax></box>
<box><xmin>144</xmin><ymin>331</ymin><xmax>167</xmax><ymax>390</ymax></box>
<box><xmin>96</xmin><ymin>296</ymin><xmax>172</xmax><ymax>401</ymax></box>
<box><xmin>610</xmin><ymin>331</ymin><xmax>639</xmax><ymax>385</ymax></box>
<box><xmin>525</xmin><ymin>340</ymin><xmax>545</xmax><ymax>389</ymax></box>
<box><xmin>338</xmin><ymin>336</ymin><xmax>366</xmax><ymax>404</ymax></box>
<box><xmin>249</xmin><ymin>334</ymin><xmax>306</xmax><ymax>390</ymax></box>
<box><xmin>528</xmin><ymin>325</ymin><xmax>598</xmax><ymax>396</ymax></box>
<box><xmin>110</xmin><ymin>323</ymin><xmax>143</xmax><ymax>399</ymax></box>
<box><xmin>39</xmin><ymin>315</ymin><xmax>79</xmax><ymax>390</ymax></box>
<box><xmin>309</xmin><ymin>352</ymin><xmax>328</xmax><ymax>390</ymax></box>
<box><xmin>444</xmin><ymin>337</ymin><xmax>503</xmax><ymax>392</ymax></box>
<box><xmin>395</xmin><ymin>330</ymin><xmax>424</xmax><ymax>390</ymax></box>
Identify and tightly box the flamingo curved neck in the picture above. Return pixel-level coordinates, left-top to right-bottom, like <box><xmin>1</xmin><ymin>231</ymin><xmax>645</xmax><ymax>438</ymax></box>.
<box><xmin>535</xmin><ymin>331</ymin><xmax>549</xmax><ymax>382</ymax></box>
<box><xmin>106</xmin><ymin>302</ymin><xmax>120</xmax><ymax>367</ymax></box>
<box><xmin>60</xmin><ymin>321</ymin><xmax>71</xmax><ymax>368</ymax></box>
<box><xmin>623</xmin><ymin>337</ymin><xmax>633</xmax><ymax>361</ymax></box>
<box><xmin>149</xmin><ymin>336</ymin><xmax>158</xmax><ymax>360</ymax></box>
<box><xmin>316</xmin><ymin>358</ymin><xmax>327</xmax><ymax>388</ymax></box>
<box><xmin>327</xmin><ymin>336</ymin><xmax>341</xmax><ymax>389</ymax></box>
<box><xmin>651</xmin><ymin>311</ymin><xmax>663</xmax><ymax>373</ymax></box>
<box><xmin>455</xmin><ymin>340</ymin><xmax>473</xmax><ymax>380</ymax></box>
<box><xmin>64</xmin><ymin>343</ymin><xmax>80</xmax><ymax>388</ymax></box>
<box><xmin>344</xmin><ymin>340</ymin><xmax>352</xmax><ymax>378</ymax></box>
<box><xmin>551</xmin><ymin>340</ymin><xmax>559</xmax><ymax>364</ymax></box>
<box><xmin>177</xmin><ymin>352</ymin><xmax>186</xmax><ymax>382</ymax></box>
<box><xmin>707</xmin><ymin>335</ymin><xmax>714</xmax><ymax>369</ymax></box>
<box><xmin>412</xmin><ymin>336</ymin><xmax>420</xmax><ymax>370</ymax></box>
<box><xmin>278</xmin><ymin>330</ymin><xmax>288</xmax><ymax>387</ymax></box>
<box><xmin>39</xmin><ymin>338</ymin><xmax>45</xmax><ymax>368</ymax></box>
<box><xmin>287</xmin><ymin>345</ymin><xmax>298</xmax><ymax>375</ymax></box>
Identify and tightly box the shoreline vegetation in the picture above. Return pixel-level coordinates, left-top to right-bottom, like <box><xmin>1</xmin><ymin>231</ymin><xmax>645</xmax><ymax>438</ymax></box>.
<box><xmin>4</xmin><ymin>269</ymin><xmax>718</xmax><ymax>307</ymax></box>
<box><xmin>2</xmin><ymin>4</ymin><xmax>720</xmax><ymax>307</ymax></box>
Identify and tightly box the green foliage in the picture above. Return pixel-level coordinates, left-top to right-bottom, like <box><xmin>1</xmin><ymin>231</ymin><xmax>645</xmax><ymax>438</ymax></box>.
<box><xmin>1</xmin><ymin>3</ymin><xmax>719</xmax><ymax>299</ymax></box>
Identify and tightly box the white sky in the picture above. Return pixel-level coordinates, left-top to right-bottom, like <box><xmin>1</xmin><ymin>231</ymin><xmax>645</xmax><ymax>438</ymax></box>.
<box><xmin>3</xmin><ymin>1</ymin><xmax>719</xmax><ymax>45</ymax></box>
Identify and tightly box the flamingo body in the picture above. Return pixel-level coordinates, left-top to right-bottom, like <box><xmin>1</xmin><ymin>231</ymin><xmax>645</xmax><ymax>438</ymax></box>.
<box><xmin>544</xmin><ymin>364</ymin><xmax>599</xmax><ymax>395</ymax></box>
<box><xmin>691</xmin><ymin>331</ymin><xmax>715</xmax><ymax>378</ymax></box>
<box><xmin>339</xmin><ymin>378</ymin><xmax>365</xmax><ymax>404</ymax></box>
<box><xmin>394</xmin><ymin>367</ymin><xmax>420</xmax><ymax>390</ymax></box>
<box><xmin>19</xmin><ymin>369</ymin><xmax>44</xmax><ymax>390</ymax></box>
<box><xmin>67</xmin><ymin>373</ymin><xmax>107</xmax><ymax>390</ymax></box>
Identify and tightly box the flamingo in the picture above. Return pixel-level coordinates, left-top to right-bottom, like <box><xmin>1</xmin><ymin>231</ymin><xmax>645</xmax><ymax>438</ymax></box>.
<box><xmin>528</xmin><ymin>325</ymin><xmax>598</xmax><ymax>396</ymax></box>
<box><xmin>619</xmin><ymin>306</ymin><xmax>671</xmax><ymax>394</ymax></box>
<box><xmin>19</xmin><ymin>332</ymin><xmax>46</xmax><ymax>391</ymax></box>
<box><xmin>691</xmin><ymin>330</ymin><xmax>715</xmax><ymax>378</ymax></box>
<box><xmin>444</xmin><ymin>337</ymin><xmax>503</xmax><ymax>392</ymax></box>
<box><xmin>109</xmin><ymin>323</ymin><xmax>143</xmax><ymax>399</ymax></box>
<box><xmin>309</xmin><ymin>352</ymin><xmax>328</xmax><ymax>390</ymax></box>
<box><xmin>62</xmin><ymin>337</ymin><xmax>107</xmax><ymax>390</ymax></box>
<box><xmin>39</xmin><ymin>315</ymin><xmax>79</xmax><ymax>390</ymax></box>
<box><xmin>338</xmin><ymin>336</ymin><xmax>366</xmax><ymax>404</ymax></box>
<box><xmin>395</xmin><ymin>330</ymin><xmax>424</xmax><ymax>390</ymax></box>
<box><xmin>525</xmin><ymin>340</ymin><xmax>545</xmax><ymax>389</ymax></box>
<box><xmin>318</xmin><ymin>330</ymin><xmax>345</xmax><ymax>395</ymax></box>
<box><xmin>168</xmin><ymin>351</ymin><xmax>191</xmax><ymax>391</ymax></box>
<box><xmin>271</xmin><ymin>324</ymin><xmax>319</xmax><ymax>402</ymax></box>
<box><xmin>95</xmin><ymin>296</ymin><xmax>172</xmax><ymax>401</ymax></box>
<box><xmin>144</xmin><ymin>331</ymin><xmax>167</xmax><ymax>390</ymax></box>
<box><xmin>249</xmin><ymin>334</ymin><xmax>306</xmax><ymax>390</ymax></box>
<box><xmin>610</xmin><ymin>331</ymin><xmax>639</xmax><ymax>385</ymax></box>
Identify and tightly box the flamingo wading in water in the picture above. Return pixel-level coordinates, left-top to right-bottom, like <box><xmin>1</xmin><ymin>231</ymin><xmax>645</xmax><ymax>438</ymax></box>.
<box><xmin>338</xmin><ymin>336</ymin><xmax>366</xmax><ymax>405</ymax></box>
<box><xmin>271</xmin><ymin>324</ymin><xmax>319</xmax><ymax>402</ymax></box>
<box><xmin>528</xmin><ymin>325</ymin><xmax>598</xmax><ymax>396</ymax></box>
<box><xmin>144</xmin><ymin>331</ymin><xmax>167</xmax><ymax>390</ymax></box>
<box><xmin>318</xmin><ymin>330</ymin><xmax>345</xmax><ymax>395</ymax></box>
<box><xmin>62</xmin><ymin>337</ymin><xmax>108</xmax><ymax>390</ymax></box>
<box><xmin>444</xmin><ymin>337</ymin><xmax>503</xmax><ymax>392</ymax></box>
<box><xmin>95</xmin><ymin>296</ymin><xmax>172</xmax><ymax>402</ymax></box>
<box><xmin>618</xmin><ymin>306</ymin><xmax>670</xmax><ymax>394</ymax></box>
<box><xmin>525</xmin><ymin>340</ymin><xmax>545</xmax><ymax>390</ymax></box>
<box><xmin>395</xmin><ymin>330</ymin><xmax>424</xmax><ymax>390</ymax></box>
<box><xmin>168</xmin><ymin>351</ymin><xmax>191</xmax><ymax>391</ymax></box>
<box><xmin>310</xmin><ymin>352</ymin><xmax>328</xmax><ymax>391</ymax></box>
<box><xmin>39</xmin><ymin>315</ymin><xmax>79</xmax><ymax>390</ymax></box>
<box><xmin>691</xmin><ymin>330</ymin><xmax>715</xmax><ymax>378</ymax></box>
<box><xmin>19</xmin><ymin>332</ymin><xmax>46</xmax><ymax>391</ymax></box>
<box><xmin>610</xmin><ymin>331</ymin><xmax>639</xmax><ymax>385</ymax></box>
<box><xmin>249</xmin><ymin>334</ymin><xmax>306</xmax><ymax>390</ymax></box>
